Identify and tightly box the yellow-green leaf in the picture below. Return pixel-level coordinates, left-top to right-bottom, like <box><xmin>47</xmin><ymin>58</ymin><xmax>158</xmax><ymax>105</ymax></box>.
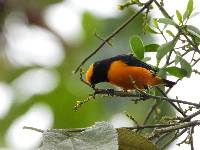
<box><xmin>153</xmin><ymin>19</ymin><xmax>159</xmax><ymax>29</ymax></box>
<box><xmin>144</xmin><ymin>24</ymin><xmax>159</xmax><ymax>34</ymax></box>
<box><xmin>183</xmin><ymin>0</ymin><xmax>193</xmax><ymax>20</ymax></box>
<box><xmin>117</xmin><ymin>128</ymin><xmax>159</xmax><ymax>150</ymax></box>
<box><xmin>166</xmin><ymin>30</ymin><xmax>175</xmax><ymax>37</ymax></box>
<box><xmin>176</xmin><ymin>10</ymin><xmax>183</xmax><ymax>24</ymax></box>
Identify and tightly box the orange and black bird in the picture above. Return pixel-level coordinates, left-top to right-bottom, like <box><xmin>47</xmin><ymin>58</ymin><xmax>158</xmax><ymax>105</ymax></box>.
<box><xmin>85</xmin><ymin>54</ymin><xmax>175</xmax><ymax>90</ymax></box>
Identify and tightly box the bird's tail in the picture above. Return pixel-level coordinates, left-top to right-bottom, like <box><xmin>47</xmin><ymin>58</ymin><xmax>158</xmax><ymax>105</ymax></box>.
<box><xmin>162</xmin><ymin>79</ymin><xmax>176</xmax><ymax>88</ymax></box>
<box><xmin>150</xmin><ymin>76</ymin><xmax>176</xmax><ymax>88</ymax></box>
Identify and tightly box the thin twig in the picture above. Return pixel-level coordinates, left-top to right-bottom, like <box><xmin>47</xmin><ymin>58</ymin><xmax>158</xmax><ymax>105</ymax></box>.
<box><xmin>143</xmin><ymin>100</ymin><xmax>159</xmax><ymax>125</ymax></box>
<box><xmin>168</xmin><ymin>50</ymin><xmax>189</xmax><ymax>66</ymax></box>
<box><xmin>160</xmin><ymin>128</ymin><xmax>188</xmax><ymax>149</ymax></box>
<box><xmin>124</xmin><ymin>111</ymin><xmax>139</xmax><ymax>126</ymax></box>
<box><xmin>182</xmin><ymin>32</ymin><xmax>200</xmax><ymax>54</ymax></box>
<box><xmin>23</xmin><ymin>126</ymin><xmax>44</xmax><ymax>133</ymax></box>
<box><xmin>153</xmin><ymin>0</ymin><xmax>171</xmax><ymax>18</ymax></box>
<box><xmin>23</xmin><ymin>126</ymin><xmax>86</xmax><ymax>133</ymax></box>
<box><xmin>193</xmin><ymin>69</ymin><xmax>200</xmax><ymax>75</ymax></box>
<box><xmin>190</xmin><ymin>51</ymin><xmax>196</xmax><ymax>63</ymax></box>
<box><xmin>158</xmin><ymin>27</ymin><xmax>168</xmax><ymax>41</ymax></box>
<box><xmin>94</xmin><ymin>32</ymin><xmax>112</xmax><ymax>46</ymax></box>
<box><xmin>192</xmin><ymin>58</ymin><xmax>200</xmax><ymax>67</ymax></box>
<box><xmin>156</xmin><ymin>87</ymin><xmax>186</xmax><ymax>117</ymax></box>
<box><xmin>181</xmin><ymin>110</ymin><xmax>200</xmax><ymax>122</ymax></box>
<box><xmin>126</xmin><ymin>123</ymin><xmax>181</xmax><ymax>130</ymax></box>
<box><xmin>190</xmin><ymin>127</ymin><xmax>194</xmax><ymax>150</ymax></box>
<box><xmin>155</xmin><ymin>120</ymin><xmax>200</xmax><ymax>134</ymax></box>
<box><xmin>155</xmin><ymin>131</ymin><xmax>178</xmax><ymax>146</ymax></box>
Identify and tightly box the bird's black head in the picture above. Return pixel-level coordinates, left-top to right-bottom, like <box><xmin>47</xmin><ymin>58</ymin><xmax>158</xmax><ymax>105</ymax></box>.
<box><xmin>90</xmin><ymin>60</ymin><xmax>111</xmax><ymax>85</ymax></box>
<box><xmin>86</xmin><ymin>57</ymin><xmax>114</xmax><ymax>86</ymax></box>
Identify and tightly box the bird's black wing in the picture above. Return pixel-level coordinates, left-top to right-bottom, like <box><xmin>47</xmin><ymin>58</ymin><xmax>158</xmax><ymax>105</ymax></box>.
<box><xmin>108</xmin><ymin>54</ymin><xmax>158</xmax><ymax>73</ymax></box>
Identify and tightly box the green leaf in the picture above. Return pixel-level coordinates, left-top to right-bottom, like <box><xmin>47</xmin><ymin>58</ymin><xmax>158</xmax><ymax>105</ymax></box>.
<box><xmin>158</xmin><ymin>68</ymin><xmax>166</xmax><ymax>78</ymax></box>
<box><xmin>153</xmin><ymin>19</ymin><xmax>159</xmax><ymax>29</ymax></box>
<box><xmin>186</xmin><ymin>25</ymin><xmax>200</xmax><ymax>39</ymax></box>
<box><xmin>175</xmin><ymin>54</ymin><xmax>180</xmax><ymax>65</ymax></box>
<box><xmin>183</xmin><ymin>0</ymin><xmax>193</xmax><ymax>20</ymax></box>
<box><xmin>158</xmin><ymin>18</ymin><xmax>177</xmax><ymax>26</ymax></box>
<box><xmin>144</xmin><ymin>24</ymin><xmax>159</xmax><ymax>34</ymax></box>
<box><xmin>117</xmin><ymin>128</ymin><xmax>159</xmax><ymax>150</ymax></box>
<box><xmin>156</xmin><ymin>39</ymin><xmax>177</xmax><ymax>65</ymax></box>
<box><xmin>177</xmin><ymin>56</ymin><xmax>192</xmax><ymax>77</ymax></box>
<box><xmin>145</xmin><ymin>44</ymin><xmax>160</xmax><ymax>52</ymax></box>
<box><xmin>166</xmin><ymin>67</ymin><xmax>187</xmax><ymax>78</ymax></box>
<box><xmin>166</xmin><ymin>30</ymin><xmax>175</xmax><ymax>37</ymax></box>
<box><xmin>176</xmin><ymin>10</ymin><xmax>183</xmax><ymax>24</ymax></box>
<box><xmin>129</xmin><ymin>36</ymin><xmax>145</xmax><ymax>59</ymax></box>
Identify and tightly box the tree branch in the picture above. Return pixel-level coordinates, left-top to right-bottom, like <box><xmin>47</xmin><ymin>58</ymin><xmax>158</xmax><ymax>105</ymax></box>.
<box><xmin>93</xmin><ymin>88</ymin><xmax>200</xmax><ymax>107</ymax></box>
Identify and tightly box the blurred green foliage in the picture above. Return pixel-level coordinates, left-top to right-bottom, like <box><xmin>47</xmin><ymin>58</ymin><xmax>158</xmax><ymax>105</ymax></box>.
<box><xmin>0</xmin><ymin>0</ymin><xmax>175</xmax><ymax>148</ymax></box>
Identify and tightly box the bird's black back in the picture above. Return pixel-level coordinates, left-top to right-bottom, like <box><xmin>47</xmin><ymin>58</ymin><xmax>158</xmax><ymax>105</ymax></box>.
<box><xmin>113</xmin><ymin>54</ymin><xmax>157</xmax><ymax>72</ymax></box>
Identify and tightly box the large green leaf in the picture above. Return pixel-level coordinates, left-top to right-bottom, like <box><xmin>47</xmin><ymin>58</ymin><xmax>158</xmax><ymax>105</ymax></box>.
<box><xmin>156</xmin><ymin>39</ymin><xmax>177</xmax><ymax>65</ymax></box>
<box><xmin>129</xmin><ymin>36</ymin><xmax>145</xmax><ymax>59</ymax></box>
<box><xmin>166</xmin><ymin>66</ymin><xmax>187</xmax><ymax>79</ymax></box>
<box><xmin>117</xmin><ymin>128</ymin><xmax>159</xmax><ymax>150</ymax></box>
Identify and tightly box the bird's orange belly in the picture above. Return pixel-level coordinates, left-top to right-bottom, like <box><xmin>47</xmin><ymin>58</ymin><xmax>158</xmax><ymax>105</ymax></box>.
<box><xmin>107</xmin><ymin>61</ymin><xmax>152</xmax><ymax>90</ymax></box>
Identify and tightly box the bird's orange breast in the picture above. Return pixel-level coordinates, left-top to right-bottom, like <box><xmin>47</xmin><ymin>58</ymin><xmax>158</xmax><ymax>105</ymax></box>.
<box><xmin>86</xmin><ymin>64</ymin><xmax>94</xmax><ymax>84</ymax></box>
<box><xmin>107</xmin><ymin>60</ymin><xmax>161</xmax><ymax>90</ymax></box>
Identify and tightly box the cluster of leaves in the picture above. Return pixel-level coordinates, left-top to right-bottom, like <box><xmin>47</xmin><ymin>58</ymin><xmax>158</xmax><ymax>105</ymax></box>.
<box><xmin>130</xmin><ymin>0</ymin><xmax>199</xmax><ymax>79</ymax></box>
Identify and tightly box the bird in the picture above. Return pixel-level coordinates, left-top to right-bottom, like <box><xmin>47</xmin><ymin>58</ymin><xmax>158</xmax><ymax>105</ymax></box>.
<box><xmin>85</xmin><ymin>54</ymin><xmax>175</xmax><ymax>90</ymax></box>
